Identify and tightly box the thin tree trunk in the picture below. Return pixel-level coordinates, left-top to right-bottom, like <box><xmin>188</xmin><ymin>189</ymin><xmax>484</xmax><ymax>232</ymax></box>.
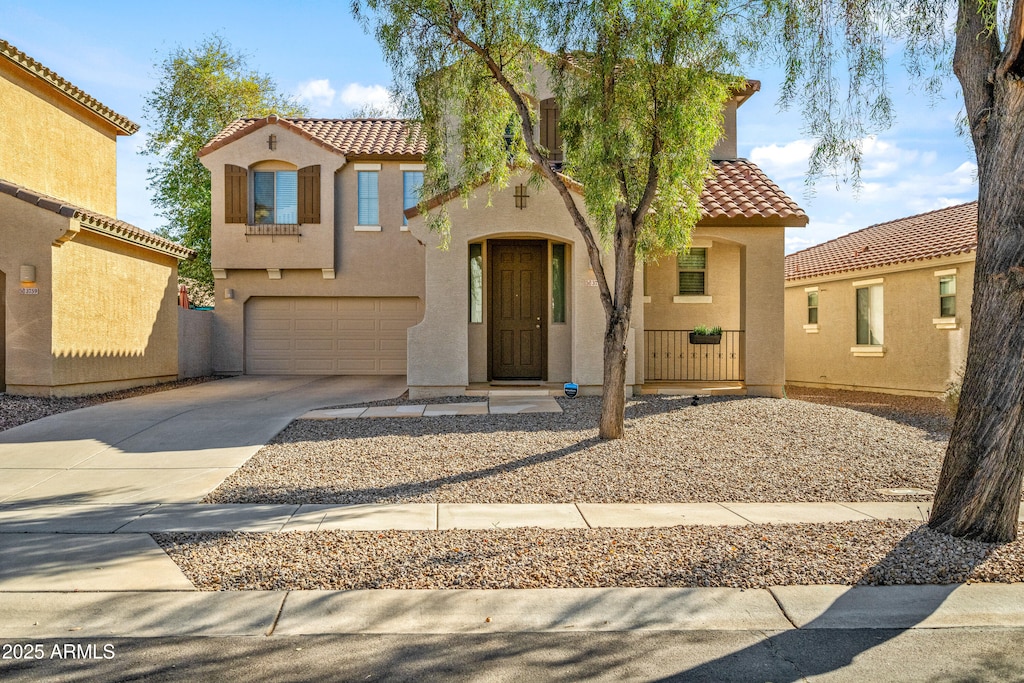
<box><xmin>929</xmin><ymin>6</ymin><xmax>1024</xmax><ymax>541</ymax></box>
<box><xmin>598</xmin><ymin>207</ymin><xmax>639</xmax><ymax>439</ymax></box>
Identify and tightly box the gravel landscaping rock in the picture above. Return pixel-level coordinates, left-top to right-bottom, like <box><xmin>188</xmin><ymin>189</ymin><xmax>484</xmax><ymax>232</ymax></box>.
<box><xmin>156</xmin><ymin>520</ymin><xmax>1023</xmax><ymax>590</ymax></box>
<box><xmin>0</xmin><ymin>376</ymin><xmax>221</xmax><ymax>432</ymax></box>
<box><xmin>206</xmin><ymin>395</ymin><xmax>946</xmax><ymax>504</ymax></box>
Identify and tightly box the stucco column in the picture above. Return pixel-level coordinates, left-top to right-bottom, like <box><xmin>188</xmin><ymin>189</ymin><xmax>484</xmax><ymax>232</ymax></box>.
<box><xmin>740</xmin><ymin>229</ymin><xmax>786</xmax><ymax>397</ymax></box>
<box><xmin>406</xmin><ymin>234</ymin><xmax>469</xmax><ymax>397</ymax></box>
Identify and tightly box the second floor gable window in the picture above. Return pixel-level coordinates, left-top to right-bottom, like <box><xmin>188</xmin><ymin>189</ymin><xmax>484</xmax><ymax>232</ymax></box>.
<box><xmin>253</xmin><ymin>171</ymin><xmax>297</xmax><ymax>224</ymax></box>
<box><xmin>403</xmin><ymin>171</ymin><xmax>423</xmax><ymax>225</ymax></box>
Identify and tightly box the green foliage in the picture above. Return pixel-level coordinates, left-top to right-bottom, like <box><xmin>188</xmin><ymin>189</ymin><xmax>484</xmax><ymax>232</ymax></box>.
<box><xmin>142</xmin><ymin>35</ymin><xmax>307</xmax><ymax>283</ymax></box>
<box><xmin>353</xmin><ymin>0</ymin><xmax>738</xmax><ymax>258</ymax></box>
<box><xmin>693</xmin><ymin>324</ymin><xmax>723</xmax><ymax>336</ymax></box>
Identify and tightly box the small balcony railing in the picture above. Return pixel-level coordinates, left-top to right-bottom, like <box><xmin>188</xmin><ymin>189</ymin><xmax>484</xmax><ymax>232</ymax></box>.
<box><xmin>644</xmin><ymin>329</ymin><xmax>744</xmax><ymax>382</ymax></box>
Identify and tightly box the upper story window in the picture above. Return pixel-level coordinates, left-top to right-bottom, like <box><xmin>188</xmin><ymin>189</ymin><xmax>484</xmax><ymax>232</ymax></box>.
<box><xmin>539</xmin><ymin>97</ymin><xmax>563</xmax><ymax>168</ymax></box>
<box><xmin>939</xmin><ymin>275</ymin><xmax>957</xmax><ymax>317</ymax></box>
<box><xmin>223</xmin><ymin>163</ymin><xmax>320</xmax><ymax>226</ymax></box>
<box><xmin>403</xmin><ymin>171</ymin><xmax>423</xmax><ymax>226</ymax></box>
<box><xmin>677</xmin><ymin>248</ymin><xmax>707</xmax><ymax>295</ymax></box>
<box><xmin>856</xmin><ymin>283</ymin><xmax>884</xmax><ymax>345</ymax></box>
<box><xmin>253</xmin><ymin>171</ymin><xmax>297</xmax><ymax>224</ymax></box>
<box><xmin>807</xmin><ymin>290</ymin><xmax>819</xmax><ymax>324</ymax></box>
<box><xmin>358</xmin><ymin>171</ymin><xmax>379</xmax><ymax>225</ymax></box>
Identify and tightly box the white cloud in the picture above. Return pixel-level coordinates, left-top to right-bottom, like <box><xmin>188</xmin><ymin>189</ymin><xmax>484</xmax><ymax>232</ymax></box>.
<box><xmin>296</xmin><ymin>79</ymin><xmax>337</xmax><ymax>111</ymax></box>
<box><xmin>748</xmin><ymin>140</ymin><xmax>814</xmax><ymax>182</ymax></box>
<box><xmin>338</xmin><ymin>83</ymin><xmax>396</xmax><ymax>115</ymax></box>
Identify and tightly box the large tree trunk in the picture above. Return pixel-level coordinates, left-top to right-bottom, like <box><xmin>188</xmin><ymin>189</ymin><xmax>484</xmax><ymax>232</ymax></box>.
<box><xmin>929</xmin><ymin>1</ymin><xmax>1024</xmax><ymax>542</ymax></box>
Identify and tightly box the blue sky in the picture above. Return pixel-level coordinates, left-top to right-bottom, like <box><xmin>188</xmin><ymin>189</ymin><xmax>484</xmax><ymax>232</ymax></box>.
<box><xmin>4</xmin><ymin>1</ymin><xmax>977</xmax><ymax>253</ymax></box>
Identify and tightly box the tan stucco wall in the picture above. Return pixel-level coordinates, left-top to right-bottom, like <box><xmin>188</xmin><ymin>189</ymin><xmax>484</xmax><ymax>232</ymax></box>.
<box><xmin>0</xmin><ymin>194</ymin><xmax>180</xmax><ymax>396</ymax></box>
<box><xmin>785</xmin><ymin>255</ymin><xmax>974</xmax><ymax>396</ymax></box>
<box><xmin>202</xmin><ymin>125</ymin><xmax>341</xmax><ymax>271</ymax></box>
<box><xmin>407</xmin><ymin>170</ymin><xmax>642</xmax><ymax>396</ymax></box>
<box><xmin>47</xmin><ymin>230</ymin><xmax>179</xmax><ymax>395</ymax></box>
<box><xmin>0</xmin><ymin>59</ymin><xmax>119</xmax><ymax>215</ymax></box>
<box><xmin>0</xmin><ymin>195</ymin><xmax>65</xmax><ymax>391</ymax></box>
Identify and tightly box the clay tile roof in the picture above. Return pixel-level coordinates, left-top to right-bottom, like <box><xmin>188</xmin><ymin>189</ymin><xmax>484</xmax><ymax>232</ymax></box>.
<box><xmin>199</xmin><ymin>117</ymin><xmax>426</xmax><ymax>158</ymax></box>
<box><xmin>408</xmin><ymin>158</ymin><xmax>807</xmax><ymax>225</ymax></box>
<box><xmin>785</xmin><ymin>201</ymin><xmax>978</xmax><ymax>280</ymax></box>
<box><xmin>0</xmin><ymin>179</ymin><xmax>194</xmax><ymax>260</ymax></box>
<box><xmin>0</xmin><ymin>39</ymin><xmax>139</xmax><ymax>135</ymax></box>
<box><xmin>699</xmin><ymin>160</ymin><xmax>808</xmax><ymax>226</ymax></box>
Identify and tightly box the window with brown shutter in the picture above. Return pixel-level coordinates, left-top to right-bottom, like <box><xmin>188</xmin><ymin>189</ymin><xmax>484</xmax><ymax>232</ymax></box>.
<box><xmin>224</xmin><ymin>164</ymin><xmax>248</xmax><ymax>223</ymax></box>
<box><xmin>539</xmin><ymin>98</ymin><xmax>563</xmax><ymax>164</ymax></box>
<box><xmin>298</xmin><ymin>165</ymin><xmax>320</xmax><ymax>224</ymax></box>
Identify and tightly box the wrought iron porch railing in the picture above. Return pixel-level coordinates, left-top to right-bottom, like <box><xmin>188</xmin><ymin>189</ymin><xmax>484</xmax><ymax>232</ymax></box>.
<box><xmin>643</xmin><ymin>329</ymin><xmax>744</xmax><ymax>382</ymax></box>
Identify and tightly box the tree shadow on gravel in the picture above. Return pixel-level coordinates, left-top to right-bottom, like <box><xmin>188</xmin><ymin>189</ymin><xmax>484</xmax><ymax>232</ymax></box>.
<box><xmin>663</xmin><ymin>525</ymin><xmax>1000</xmax><ymax>681</ymax></box>
<box><xmin>227</xmin><ymin>436</ymin><xmax>603</xmax><ymax>503</ymax></box>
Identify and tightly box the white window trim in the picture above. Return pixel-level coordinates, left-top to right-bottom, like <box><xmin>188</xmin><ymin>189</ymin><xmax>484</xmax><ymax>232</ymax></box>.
<box><xmin>673</xmin><ymin>295</ymin><xmax>713</xmax><ymax>304</ymax></box>
<box><xmin>642</xmin><ymin>295</ymin><xmax>652</xmax><ymax>304</ymax></box>
<box><xmin>934</xmin><ymin>268</ymin><xmax>958</xmax><ymax>277</ymax></box>
<box><xmin>353</xmin><ymin>225</ymin><xmax>382</xmax><ymax>232</ymax></box>
<box><xmin>851</xmin><ymin>345</ymin><xmax>885</xmax><ymax>357</ymax></box>
<box><xmin>803</xmin><ymin>323</ymin><xmax>819</xmax><ymax>334</ymax></box>
<box><xmin>804</xmin><ymin>286</ymin><xmax>819</xmax><ymax>292</ymax></box>
<box><xmin>851</xmin><ymin>277</ymin><xmax>884</xmax><ymax>287</ymax></box>
<box><xmin>933</xmin><ymin>317</ymin><xmax>959</xmax><ymax>330</ymax></box>
<box><xmin>400</xmin><ymin>163</ymin><xmax>426</xmax><ymax>171</ymax></box>
<box><xmin>353</xmin><ymin>162</ymin><xmax>382</xmax><ymax>171</ymax></box>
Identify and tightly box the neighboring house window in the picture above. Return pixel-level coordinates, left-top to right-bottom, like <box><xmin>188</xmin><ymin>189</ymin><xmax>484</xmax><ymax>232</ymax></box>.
<box><xmin>358</xmin><ymin>171</ymin><xmax>379</xmax><ymax>225</ymax></box>
<box><xmin>856</xmin><ymin>284</ymin><xmax>884</xmax><ymax>345</ymax></box>
<box><xmin>253</xmin><ymin>171</ymin><xmax>298</xmax><ymax>224</ymax></box>
<box><xmin>939</xmin><ymin>275</ymin><xmax>956</xmax><ymax>317</ymax></box>
<box><xmin>403</xmin><ymin>171</ymin><xmax>423</xmax><ymax>225</ymax></box>
<box><xmin>807</xmin><ymin>290</ymin><xmax>819</xmax><ymax>324</ymax></box>
<box><xmin>552</xmin><ymin>243</ymin><xmax>566</xmax><ymax>323</ymax></box>
<box><xmin>469</xmin><ymin>243</ymin><xmax>483</xmax><ymax>323</ymax></box>
<box><xmin>677</xmin><ymin>248</ymin><xmax>707</xmax><ymax>295</ymax></box>
<box><xmin>540</xmin><ymin>97</ymin><xmax>563</xmax><ymax>165</ymax></box>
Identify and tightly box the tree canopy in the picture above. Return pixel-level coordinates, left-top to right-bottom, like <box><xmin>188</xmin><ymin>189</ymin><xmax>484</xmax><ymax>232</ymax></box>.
<box><xmin>142</xmin><ymin>35</ymin><xmax>307</xmax><ymax>283</ymax></box>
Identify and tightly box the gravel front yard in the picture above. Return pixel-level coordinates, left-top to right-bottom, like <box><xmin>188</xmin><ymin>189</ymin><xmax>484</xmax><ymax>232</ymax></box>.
<box><xmin>157</xmin><ymin>519</ymin><xmax>1024</xmax><ymax>591</ymax></box>
<box><xmin>0</xmin><ymin>376</ymin><xmax>220</xmax><ymax>432</ymax></box>
<box><xmin>206</xmin><ymin>395</ymin><xmax>947</xmax><ymax>505</ymax></box>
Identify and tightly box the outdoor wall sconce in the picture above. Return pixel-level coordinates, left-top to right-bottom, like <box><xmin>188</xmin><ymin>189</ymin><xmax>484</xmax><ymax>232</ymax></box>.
<box><xmin>514</xmin><ymin>184</ymin><xmax>529</xmax><ymax>209</ymax></box>
<box><xmin>268</xmin><ymin>134</ymin><xmax>277</xmax><ymax>150</ymax></box>
<box><xmin>20</xmin><ymin>264</ymin><xmax>36</xmax><ymax>287</ymax></box>
<box><xmin>224</xmin><ymin>288</ymin><xmax>235</xmax><ymax>300</ymax></box>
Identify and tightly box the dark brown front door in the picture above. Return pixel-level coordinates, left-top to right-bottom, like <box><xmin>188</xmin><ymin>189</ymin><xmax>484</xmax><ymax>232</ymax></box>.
<box><xmin>489</xmin><ymin>240</ymin><xmax>547</xmax><ymax>380</ymax></box>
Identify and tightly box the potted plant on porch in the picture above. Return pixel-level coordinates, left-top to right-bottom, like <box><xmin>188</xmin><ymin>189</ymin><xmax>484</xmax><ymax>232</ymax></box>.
<box><xmin>689</xmin><ymin>324</ymin><xmax>723</xmax><ymax>345</ymax></box>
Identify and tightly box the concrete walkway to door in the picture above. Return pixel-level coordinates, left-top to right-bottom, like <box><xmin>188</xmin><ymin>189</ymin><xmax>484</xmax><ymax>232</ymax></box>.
<box><xmin>0</xmin><ymin>376</ymin><xmax>407</xmax><ymax>505</ymax></box>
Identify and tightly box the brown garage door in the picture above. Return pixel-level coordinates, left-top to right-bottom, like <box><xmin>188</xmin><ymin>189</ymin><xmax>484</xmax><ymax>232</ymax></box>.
<box><xmin>245</xmin><ymin>297</ymin><xmax>422</xmax><ymax>375</ymax></box>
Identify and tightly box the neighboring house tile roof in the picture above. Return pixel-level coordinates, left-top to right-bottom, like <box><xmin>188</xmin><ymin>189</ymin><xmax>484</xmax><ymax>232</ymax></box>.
<box><xmin>785</xmin><ymin>201</ymin><xmax>978</xmax><ymax>281</ymax></box>
<box><xmin>0</xmin><ymin>39</ymin><xmax>139</xmax><ymax>135</ymax></box>
<box><xmin>199</xmin><ymin>116</ymin><xmax>426</xmax><ymax>158</ymax></box>
<box><xmin>0</xmin><ymin>179</ymin><xmax>194</xmax><ymax>260</ymax></box>
<box><xmin>408</xmin><ymin>159</ymin><xmax>807</xmax><ymax>227</ymax></box>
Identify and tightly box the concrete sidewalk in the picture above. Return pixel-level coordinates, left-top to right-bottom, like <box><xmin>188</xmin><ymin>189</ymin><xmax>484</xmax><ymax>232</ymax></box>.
<box><xmin>0</xmin><ymin>375</ymin><xmax>407</xmax><ymax>505</ymax></box>
<box><xmin>0</xmin><ymin>500</ymin><xmax>939</xmax><ymax>533</ymax></box>
<box><xmin>3</xmin><ymin>584</ymin><xmax>1024</xmax><ymax>638</ymax></box>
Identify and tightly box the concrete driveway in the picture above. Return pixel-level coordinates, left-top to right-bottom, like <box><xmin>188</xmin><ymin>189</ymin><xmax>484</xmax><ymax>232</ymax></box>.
<box><xmin>0</xmin><ymin>375</ymin><xmax>407</xmax><ymax>505</ymax></box>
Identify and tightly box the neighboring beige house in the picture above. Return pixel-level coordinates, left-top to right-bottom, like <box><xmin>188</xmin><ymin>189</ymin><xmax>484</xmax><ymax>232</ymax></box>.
<box><xmin>201</xmin><ymin>81</ymin><xmax>807</xmax><ymax>398</ymax></box>
<box><xmin>785</xmin><ymin>202</ymin><xmax>977</xmax><ymax>396</ymax></box>
<box><xmin>0</xmin><ymin>39</ymin><xmax>194</xmax><ymax>396</ymax></box>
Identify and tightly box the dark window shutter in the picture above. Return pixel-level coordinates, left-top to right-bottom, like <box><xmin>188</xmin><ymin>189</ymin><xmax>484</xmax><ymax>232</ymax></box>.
<box><xmin>540</xmin><ymin>98</ymin><xmax>563</xmax><ymax>163</ymax></box>
<box><xmin>224</xmin><ymin>164</ymin><xmax>248</xmax><ymax>224</ymax></box>
<box><xmin>298</xmin><ymin>165</ymin><xmax>321</xmax><ymax>224</ymax></box>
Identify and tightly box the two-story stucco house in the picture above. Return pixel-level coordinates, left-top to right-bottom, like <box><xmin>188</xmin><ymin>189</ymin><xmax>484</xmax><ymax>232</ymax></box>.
<box><xmin>785</xmin><ymin>202</ymin><xmax>977</xmax><ymax>396</ymax></box>
<box><xmin>200</xmin><ymin>80</ymin><xmax>807</xmax><ymax>398</ymax></box>
<box><xmin>0</xmin><ymin>39</ymin><xmax>193</xmax><ymax>396</ymax></box>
